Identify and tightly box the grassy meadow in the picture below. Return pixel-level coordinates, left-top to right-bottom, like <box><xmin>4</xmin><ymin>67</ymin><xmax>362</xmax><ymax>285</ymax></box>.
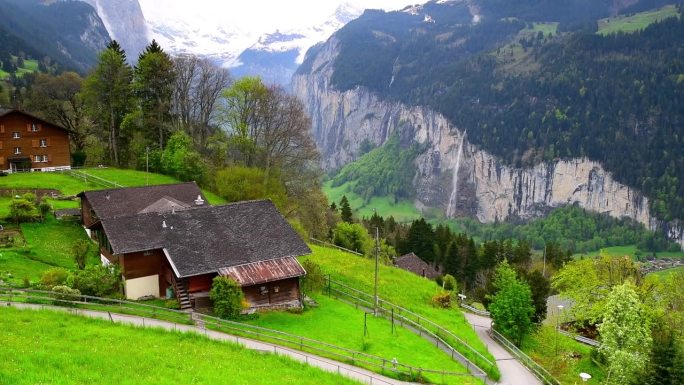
<box><xmin>572</xmin><ymin>244</ymin><xmax>684</xmax><ymax>260</ymax></box>
<box><xmin>649</xmin><ymin>265</ymin><xmax>684</xmax><ymax>278</ymax></box>
<box><xmin>302</xmin><ymin>244</ymin><xmax>499</xmax><ymax>378</ymax></box>
<box><xmin>245</xmin><ymin>294</ymin><xmax>473</xmax><ymax>384</ymax></box>
<box><xmin>0</xmin><ymin>307</ymin><xmax>363</xmax><ymax>385</ymax></box>
<box><xmin>323</xmin><ymin>180</ymin><xmax>421</xmax><ymax>222</ymax></box>
<box><xmin>521</xmin><ymin>325</ymin><xmax>604</xmax><ymax>385</ymax></box>
<box><xmin>598</xmin><ymin>5</ymin><xmax>680</xmax><ymax>35</ymax></box>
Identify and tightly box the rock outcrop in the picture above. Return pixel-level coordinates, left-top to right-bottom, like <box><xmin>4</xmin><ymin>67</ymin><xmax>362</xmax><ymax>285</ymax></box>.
<box><xmin>293</xmin><ymin>37</ymin><xmax>682</xmax><ymax>245</ymax></box>
<box><xmin>84</xmin><ymin>0</ymin><xmax>149</xmax><ymax>59</ymax></box>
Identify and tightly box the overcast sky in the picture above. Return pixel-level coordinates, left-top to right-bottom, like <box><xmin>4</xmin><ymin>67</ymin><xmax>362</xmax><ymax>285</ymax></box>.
<box><xmin>139</xmin><ymin>0</ymin><xmax>412</xmax><ymax>33</ymax></box>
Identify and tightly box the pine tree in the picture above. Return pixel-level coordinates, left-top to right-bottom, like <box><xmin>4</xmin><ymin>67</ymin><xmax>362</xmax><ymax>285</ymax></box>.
<box><xmin>339</xmin><ymin>195</ymin><xmax>353</xmax><ymax>223</ymax></box>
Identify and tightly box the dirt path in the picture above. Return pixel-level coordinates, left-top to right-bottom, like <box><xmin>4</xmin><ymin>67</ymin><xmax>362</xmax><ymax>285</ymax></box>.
<box><xmin>463</xmin><ymin>313</ymin><xmax>543</xmax><ymax>385</ymax></box>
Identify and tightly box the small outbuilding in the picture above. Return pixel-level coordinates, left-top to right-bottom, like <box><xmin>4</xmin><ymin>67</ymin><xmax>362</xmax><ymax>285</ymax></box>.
<box><xmin>395</xmin><ymin>252</ymin><xmax>440</xmax><ymax>279</ymax></box>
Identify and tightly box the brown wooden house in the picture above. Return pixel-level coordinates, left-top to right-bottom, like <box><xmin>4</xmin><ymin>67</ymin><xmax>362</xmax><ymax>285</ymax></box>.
<box><xmin>95</xmin><ymin>199</ymin><xmax>310</xmax><ymax>311</ymax></box>
<box><xmin>0</xmin><ymin>109</ymin><xmax>71</xmax><ymax>172</ymax></box>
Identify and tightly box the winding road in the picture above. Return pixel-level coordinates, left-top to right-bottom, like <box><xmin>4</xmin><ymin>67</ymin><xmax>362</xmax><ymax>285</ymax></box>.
<box><xmin>463</xmin><ymin>312</ymin><xmax>543</xmax><ymax>385</ymax></box>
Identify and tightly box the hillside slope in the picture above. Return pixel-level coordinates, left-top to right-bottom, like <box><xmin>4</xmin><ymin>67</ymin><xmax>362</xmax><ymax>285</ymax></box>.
<box><xmin>293</xmin><ymin>0</ymin><xmax>684</xmax><ymax>244</ymax></box>
<box><xmin>0</xmin><ymin>0</ymin><xmax>110</xmax><ymax>73</ymax></box>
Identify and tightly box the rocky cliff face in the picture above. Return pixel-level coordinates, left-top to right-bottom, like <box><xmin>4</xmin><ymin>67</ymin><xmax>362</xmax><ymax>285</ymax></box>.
<box><xmin>293</xmin><ymin>37</ymin><xmax>682</xmax><ymax>245</ymax></box>
<box><xmin>84</xmin><ymin>0</ymin><xmax>149</xmax><ymax>59</ymax></box>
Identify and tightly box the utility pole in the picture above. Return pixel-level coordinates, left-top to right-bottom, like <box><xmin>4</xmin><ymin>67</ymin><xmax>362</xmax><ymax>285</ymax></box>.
<box><xmin>145</xmin><ymin>146</ymin><xmax>149</xmax><ymax>186</ymax></box>
<box><xmin>373</xmin><ymin>209</ymin><xmax>380</xmax><ymax>316</ymax></box>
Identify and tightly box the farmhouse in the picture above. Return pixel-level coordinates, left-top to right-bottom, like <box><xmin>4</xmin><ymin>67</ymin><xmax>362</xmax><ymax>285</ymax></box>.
<box><xmin>395</xmin><ymin>252</ymin><xmax>440</xmax><ymax>279</ymax></box>
<box><xmin>0</xmin><ymin>108</ymin><xmax>71</xmax><ymax>172</ymax></box>
<box><xmin>93</xmin><ymin>199</ymin><xmax>310</xmax><ymax>311</ymax></box>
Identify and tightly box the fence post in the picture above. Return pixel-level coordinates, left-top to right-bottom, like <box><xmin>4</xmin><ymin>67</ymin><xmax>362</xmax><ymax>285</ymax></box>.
<box><xmin>327</xmin><ymin>275</ymin><xmax>331</xmax><ymax>296</ymax></box>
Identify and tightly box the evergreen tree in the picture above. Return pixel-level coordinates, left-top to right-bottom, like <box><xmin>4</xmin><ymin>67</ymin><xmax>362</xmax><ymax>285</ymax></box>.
<box><xmin>402</xmin><ymin>218</ymin><xmax>435</xmax><ymax>262</ymax></box>
<box><xmin>339</xmin><ymin>195</ymin><xmax>353</xmax><ymax>223</ymax></box>
<box><xmin>82</xmin><ymin>43</ymin><xmax>133</xmax><ymax>166</ymax></box>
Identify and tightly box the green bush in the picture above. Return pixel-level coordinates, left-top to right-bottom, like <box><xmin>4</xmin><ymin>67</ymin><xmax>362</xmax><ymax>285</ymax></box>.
<box><xmin>69</xmin><ymin>264</ymin><xmax>121</xmax><ymax>297</ymax></box>
<box><xmin>301</xmin><ymin>260</ymin><xmax>326</xmax><ymax>294</ymax></box>
<box><xmin>51</xmin><ymin>285</ymin><xmax>81</xmax><ymax>306</ymax></box>
<box><xmin>210</xmin><ymin>276</ymin><xmax>245</xmax><ymax>319</ymax></box>
<box><xmin>40</xmin><ymin>267</ymin><xmax>72</xmax><ymax>288</ymax></box>
<box><xmin>442</xmin><ymin>274</ymin><xmax>457</xmax><ymax>291</ymax></box>
<box><xmin>72</xmin><ymin>239</ymin><xmax>90</xmax><ymax>270</ymax></box>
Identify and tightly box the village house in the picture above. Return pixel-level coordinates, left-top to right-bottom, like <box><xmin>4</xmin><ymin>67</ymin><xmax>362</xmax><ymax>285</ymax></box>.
<box><xmin>395</xmin><ymin>252</ymin><xmax>440</xmax><ymax>279</ymax></box>
<box><xmin>0</xmin><ymin>108</ymin><xmax>72</xmax><ymax>172</ymax></box>
<box><xmin>81</xmin><ymin>186</ymin><xmax>310</xmax><ymax>311</ymax></box>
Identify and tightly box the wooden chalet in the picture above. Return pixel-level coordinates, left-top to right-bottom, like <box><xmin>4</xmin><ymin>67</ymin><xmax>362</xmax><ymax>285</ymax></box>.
<box><xmin>0</xmin><ymin>108</ymin><xmax>71</xmax><ymax>172</ymax></box>
<box><xmin>94</xmin><ymin>199</ymin><xmax>310</xmax><ymax>311</ymax></box>
<box><xmin>395</xmin><ymin>252</ymin><xmax>440</xmax><ymax>279</ymax></box>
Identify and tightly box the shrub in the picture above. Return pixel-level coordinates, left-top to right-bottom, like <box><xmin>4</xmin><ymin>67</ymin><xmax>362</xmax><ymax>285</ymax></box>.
<box><xmin>301</xmin><ymin>260</ymin><xmax>326</xmax><ymax>294</ymax></box>
<box><xmin>9</xmin><ymin>195</ymin><xmax>38</xmax><ymax>223</ymax></box>
<box><xmin>69</xmin><ymin>264</ymin><xmax>121</xmax><ymax>297</ymax></box>
<box><xmin>442</xmin><ymin>274</ymin><xmax>457</xmax><ymax>291</ymax></box>
<box><xmin>40</xmin><ymin>267</ymin><xmax>72</xmax><ymax>288</ymax></box>
<box><xmin>431</xmin><ymin>291</ymin><xmax>452</xmax><ymax>308</ymax></box>
<box><xmin>210</xmin><ymin>276</ymin><xmax>245</xmax><ymax>319</ymax></box>
<box><xmin>72</xmin><ymin>239</ymin><xmax>90</xmax><ymax>270</ymax></box>
<box><xmin>51</xmin><ymin>285</ymin><xmax>81</xmax><ymax>306</ymax></box>
<box><xmin>38</xmin><ymin>201</ymin><xmax>52</xmax><ymax>221</ymax></box>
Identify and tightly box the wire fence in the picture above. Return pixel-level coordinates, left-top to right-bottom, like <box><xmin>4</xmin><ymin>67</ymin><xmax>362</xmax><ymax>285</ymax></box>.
<box><xmin>326</xmin><ymin>277</ymin><xmax>497</xmax><ymax>384</ymax></box>
<box><xmin>0</xmin><ymin>287</ymin><xmax>483</xmax><ymax>385</ymax></box>
<box><xmin>489</xmin><ymin>328</ymin><xmax>562</xmax><ymax>385</ymax></box>
<box><xmin>63</xmin><ymin>169</ymin><xmax>124</xmax><ymax>189</ymax></box>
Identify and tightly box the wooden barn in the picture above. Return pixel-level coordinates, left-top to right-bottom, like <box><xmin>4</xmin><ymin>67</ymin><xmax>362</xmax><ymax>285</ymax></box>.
<box><xmin>94</xmin><ymin>199</ymin><xmax>310</xmax><ymax>311</ymax></box>
<box><xmin>0</xmin><ymin>108</ymin><xmax>72</xmax><ymax>172</ymax></box>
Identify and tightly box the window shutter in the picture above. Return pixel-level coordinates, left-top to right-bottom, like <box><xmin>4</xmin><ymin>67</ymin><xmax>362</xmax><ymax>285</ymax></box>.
<box><xmin>37</xmin><ymin>124</ymin><xmax>42</xmax><ymax>131</ymax></box>
<box><xmin>32</xmin><ymin>140</ymin><xmax>39</xmax><ymax>148</ymax></box>
<box><xmin>0</xmin><ymin>124</ymin><xmax>4</xmax><ymax>133</ymax></box>
<box><xmin>46</xmin><ymin>138</ymin><xmax>51</xmax><ymax>147</ymax></box>
<box><xmin>26</xmin><ymin>123</ymin><xmax>31</xmax><ymax>132</ymax></box>
<box><xmin>0</xmin><ymin>156</ymin><xmax>4</xmax><ymax>165</ymax></box>
<box><xmin>0</xmin><ymin>141</ymin><xmax>3</xmax><ymax>150</ymax></box>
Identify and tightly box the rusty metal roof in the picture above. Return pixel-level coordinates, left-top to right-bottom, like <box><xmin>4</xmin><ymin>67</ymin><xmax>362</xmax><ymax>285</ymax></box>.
<box><xmin>218</xmin><ymin>256</ymin><xmax>306</xmax><ymax>286</ymax></box>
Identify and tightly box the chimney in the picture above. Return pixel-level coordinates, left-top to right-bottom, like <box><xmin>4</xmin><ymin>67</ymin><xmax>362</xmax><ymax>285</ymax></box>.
<box><xmin>194</xmin><ymin>195</ymin><xmax>205</xmax><ymax>206</ymax></box>
<box><xmin>171</xmin><ymin>204</ymin><xmax>175</xmax><ymax>214</ymax></box>
<box><xmin>162</xmin><ymin>220</ymin><xmax>167</xmax><ymax>229</ymax></box>
<box><xmin>105</xmin><ymin>193</ymin><xmax>110</xmax><ymax>200</ymax></box>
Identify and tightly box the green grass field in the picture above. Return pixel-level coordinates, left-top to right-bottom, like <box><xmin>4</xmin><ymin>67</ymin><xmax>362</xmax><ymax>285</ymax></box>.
<box><xmin>598</xmin><ymin>5</ymin><xmax>680</xmax><ymax>35</ymax></box>
<box><xmin>20</xmin><ymin>216</ymin><xmax>98</xmax><ymax>269</ymax></box>
<box><xmin>0</xmin><ymin>307</ymin><xmax>362</xmax><ymax>385</ymax></box>
<box><xmin>246</xmin><ymin>294</ymin><xmax>471</xmax><ymax>384</ymax></box>
<box><xmin>521</xmin><ymin>325</ymin><xmax>604</xmax><ymax>385</ymax></box>
<box><xmin>650</xmin><ymin>265</ymin><xmax>684</xmax><ymax>278</ymax></box>
<box><xmin>302</xmin><ymin>244</ymin><xmax>499</xmax><ymax>378</ymax></box>
<box><xmin>572</xmin><ymin>244</ymin><xmax>684</xmax><ymax>260</ymax></box>
<box><xmin>0</xmin><ymin>249</ymin><xmax>54</xmax><ymax>284</ymax></box>
<box><xmin>323</xmin><ymin>180</ymin><xmax>421</xmax><ymax>222</ymax></box>
<box><xmin>531</xmin><ymin>22</ymin><xmax>558</xmax><ymax>35</ymax></box>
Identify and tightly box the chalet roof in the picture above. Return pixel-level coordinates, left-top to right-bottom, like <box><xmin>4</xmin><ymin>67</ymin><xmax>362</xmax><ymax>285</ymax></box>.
<box><xmin>219</xmin><ymin>256</ymin><xmax>306</xmax><ymax>287</ymax></box>
<box><xmin>79</xmin><ymin>182</ymin><xmax>205</xmax><ymax>222</ymax></box>
<box><xmin>100</xmin><ymin>200</ymin><xmax>311</xmax><ymax>278</ymax></box>
<box><xmin>395</xmin><ymin>252</ymin><xmax>440</xmax><ymax>279</ymax></box>
<box><xmin>0</xmin><ymin>108</ymin><xmax>72</xmax><ymax>133</ymax></box>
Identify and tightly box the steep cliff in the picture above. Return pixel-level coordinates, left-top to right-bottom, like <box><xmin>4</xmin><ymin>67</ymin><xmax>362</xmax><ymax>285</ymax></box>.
<box><xmin>293</xmin><ymin>37</ymin><xmax>682</xmax><ymax>244</ymax></box>
<box><xmin>83</xmin><ymin>0</ymin><xmax>149</xmax><ymax>59</ymax></box>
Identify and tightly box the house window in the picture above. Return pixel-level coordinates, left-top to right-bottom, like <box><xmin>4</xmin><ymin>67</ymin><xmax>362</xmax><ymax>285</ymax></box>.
<box><xmin>39</xmin><ymin>139</ymin><xmax>47</xmax><ymax>147</ymax></box>
<box><xmin>31</xmin><ymin>123</ymin><xmax>39</xmax><ymax>132</ymax></box>
<box><xmin>260</xmin><ymin>286</ymin><xmax>269</xmax><ymax>295</ymax></box>
<box><xmin>12</xmin><ymin>132</ymin><xmax>20</xmax><ymax>139</ymax></box>
<box><xmin>33</xmin><ymin>155</ymin><xmax>47</xmax><ymax>163</ymax></box>
<box><xmin>273</xmin><ymin>286</ymin><xmax>280</xmax><ymax>293</ymax></box>
<box><xmin>13</xmin><ymin>147</ymin><xmax>21</xmax><ymax>155</ymax></box>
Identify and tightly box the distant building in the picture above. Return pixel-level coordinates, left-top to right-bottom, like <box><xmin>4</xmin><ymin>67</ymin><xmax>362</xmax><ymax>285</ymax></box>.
<box><xmin>0</xmin><ymin>109</ymin><xmax>71</xmax><ymax>172</ymax></box>
<box><xmin>395</xmin><ymin>252</ymin><xmax>440</xmax><ymax>279</ymax></box>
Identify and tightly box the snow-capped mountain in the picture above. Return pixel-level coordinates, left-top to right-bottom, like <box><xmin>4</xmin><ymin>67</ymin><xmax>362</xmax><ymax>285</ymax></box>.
<box><xmin>231</xmin><ymin>3</ymin><xmax>363</xmax><ymax>85</ymax></box>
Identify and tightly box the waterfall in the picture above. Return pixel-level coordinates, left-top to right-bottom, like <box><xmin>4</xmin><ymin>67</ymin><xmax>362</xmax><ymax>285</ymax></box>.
<box><xmin>446</xmin><ymin>131</ymin><xmax>466</xmax><ymax>218</ymax></box>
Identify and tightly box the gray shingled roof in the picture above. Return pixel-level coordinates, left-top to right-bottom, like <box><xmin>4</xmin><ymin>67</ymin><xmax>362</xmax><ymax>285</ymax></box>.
<box><xmin>100</xmin><ymin>200</ymin><xmax>311</xmax><ymax>278</ymax></box>
<box><xmin>79</xmin><ymin>182</ymin><xmax>205</xmax><ymax>221</ymax></box>
<box><xmin>395</xmin><ymin>252</ymin><xmax>440</xmax><ymax>279</ymax></box>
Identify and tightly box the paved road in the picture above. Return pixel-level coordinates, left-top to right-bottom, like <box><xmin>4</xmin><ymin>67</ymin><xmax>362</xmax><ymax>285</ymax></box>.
<box><xmin>2</xmin><ymin>302</ymin><xmax>413</xmax><ymax>385</ymax></box>
<box><xmin>463</xmin><ymin>312</ymin><xmax>543</xmax><ymax>385</ymax></box>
